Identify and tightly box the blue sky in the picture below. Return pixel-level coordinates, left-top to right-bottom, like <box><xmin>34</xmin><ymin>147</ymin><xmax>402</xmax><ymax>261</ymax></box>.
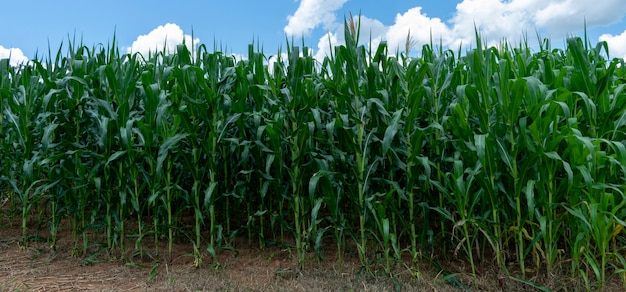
<box><xmin>1</xmin><ymin>0</ymin><xmax>626</xmax><ymax>65</ymax></box>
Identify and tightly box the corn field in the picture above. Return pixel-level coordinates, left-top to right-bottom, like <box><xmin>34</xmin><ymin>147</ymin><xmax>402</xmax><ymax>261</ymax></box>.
<box><xmin>1</xmin><ymin>23</ymin><xmax>626</xmax><ymax>288</ymax></box>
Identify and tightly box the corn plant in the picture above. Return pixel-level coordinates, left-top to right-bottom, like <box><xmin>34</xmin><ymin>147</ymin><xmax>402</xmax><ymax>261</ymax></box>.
<box><xmin>2</xmin><ymin>21</ymin><xmax>626</xmax><ymax>288</ymax></box>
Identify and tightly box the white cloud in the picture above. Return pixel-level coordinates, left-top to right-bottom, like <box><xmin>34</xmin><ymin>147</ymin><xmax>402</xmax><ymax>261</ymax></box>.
<box><xmin>446</xmin><ymin>0</ymin><xmax>626</xmax><ymax>43</ymax></box>
<box><xmin>288</xmin><ymin>0</ymin><xmax>626</xmax><ymax>61</ymax></box>
<box><xmin>284</xmin><ymin>0</ymin><xmax>348</xmax><ymax>37</ymax></box>
<box><xmin>354</xmin><ymin>16</ymin><xmax>388</xmax><ymax>48</ymax></box>
<box><xmin>0</xmin><ymin>45</ymin><xmax>28</xmax><ymax>66</ymax></box>
<box><xmin>127</xmin><ymin>23</ymin><xmax>200</xmax><ymax>56</ymax></box>
<box><xmin>313</xmin><ymin>15</ymin><xmax>387</xmax><ymax>61</ymax></box>
<box><xmin>450</xmin><ymin>0</ymin><xmax>533</xmax><ymax>46</ymax></box>
<box><xmin>387</xmin><ymin>7</ymin><xmax>452</xmax><ymax>53</ymax></box>
<box><xmin>314</xmin><ymin>31</ymin><xmax>339</xmax><ymax>61</ymax></box>
<box><xmin>599</xmin><ymin>30</ymin><xmax>626</xmax><ymax>60</ymax></box>
<box><xmin>534</xmin><ymin>0</ymin><xmax>626</xmax><ymax>34</ymax></box>
<box><xmin>268</xmin><ymin>52</ymin><xmax>288</xmax><ymax>75</ymax></box>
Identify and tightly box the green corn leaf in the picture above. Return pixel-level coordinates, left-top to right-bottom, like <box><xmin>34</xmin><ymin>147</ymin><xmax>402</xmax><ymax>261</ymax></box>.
<box><xmin>156</xmin><ymin>133</ymin><xmax>188</xmax><ymax>178</ymax></box>
<box><xmin>203</xmin><ymin>181</ymin><xmax>218</xmax><ymax>207</ymax></box>
<box><xmin>382</xmin><ymin>109</ymin><xmax>402</xmax><ymax>157</ymax></box>
<box><xmin>106</xmin><ymin>150</ymin><xmax>127</xmax><ymax>166</ymax></box>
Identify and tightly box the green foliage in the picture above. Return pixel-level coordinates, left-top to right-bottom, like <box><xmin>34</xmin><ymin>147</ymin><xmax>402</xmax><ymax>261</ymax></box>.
<box><xmin>1</xmin><ymin>22</ymin><xmax>626</xmax><ymax>288</ymax></box>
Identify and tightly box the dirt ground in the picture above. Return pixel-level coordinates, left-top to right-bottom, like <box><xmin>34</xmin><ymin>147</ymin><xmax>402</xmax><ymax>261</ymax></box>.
<box><xmin>1</xmin><ymin>212</ymin><xmax>623</xmax><ymax>291</ymax></box>
<box><xmin>0</xmin><ymin>225</ymin><xmax>436</xmax><ymax>292</ymax></box>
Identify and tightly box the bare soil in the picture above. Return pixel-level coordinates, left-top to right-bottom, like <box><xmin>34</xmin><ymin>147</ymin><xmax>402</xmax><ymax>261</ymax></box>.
<box><xmin>1</xmin><ymin>208</ymin><xmax>623</xmax><ymax>291</ymax></box>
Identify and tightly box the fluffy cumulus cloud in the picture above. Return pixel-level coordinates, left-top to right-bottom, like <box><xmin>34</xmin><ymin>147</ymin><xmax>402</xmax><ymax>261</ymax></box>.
<box><xmin>533</xmin><ymin>0</ymin><xmax>626</xmax><ymax>34</ymax></box>
<box><xmin>127</xmin><ymin>23</ymin><xmax>200</xmax><ymax>56</ymax></box>
<box><xmin>386</xmin><ymin>8</ymin><xmax>452</xmax><ymax>52</ymax></box>
<box><xmin>315</xmin><ymin>31</ymin><xmax>339</xmax><ymax>61</ymax></box>
<box><xmin>284</xmin><ymin>0</ymin><xmax>348</xmax><ymax>37</ymax></box>
<box><xmin>599</xmin><ymin>30</ymin><xmax>626</xmax><ymax>60</ymax></box>
<box><xmin>285</xmin><ymin>0</ymin><xmax>626</xmax><ymax>61</ymax></box>
<box><xmin>314</xmin><ymin>15</ymin><xmax>387</xmax><ymax>61</ymax></box>
<box><xmin>0</xmin><ymin>45</ymin><xmax>28</xmax><ymax>66</ymax></box>
<box><xmin>451</xmin><ymin>0</ymin><xmax>626</xmax><ymax>48</ymax></box>
<box><xmin>449</xmin><ymin>0</ymin><xmax>534</xmax><ymax>47</ymax></box>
